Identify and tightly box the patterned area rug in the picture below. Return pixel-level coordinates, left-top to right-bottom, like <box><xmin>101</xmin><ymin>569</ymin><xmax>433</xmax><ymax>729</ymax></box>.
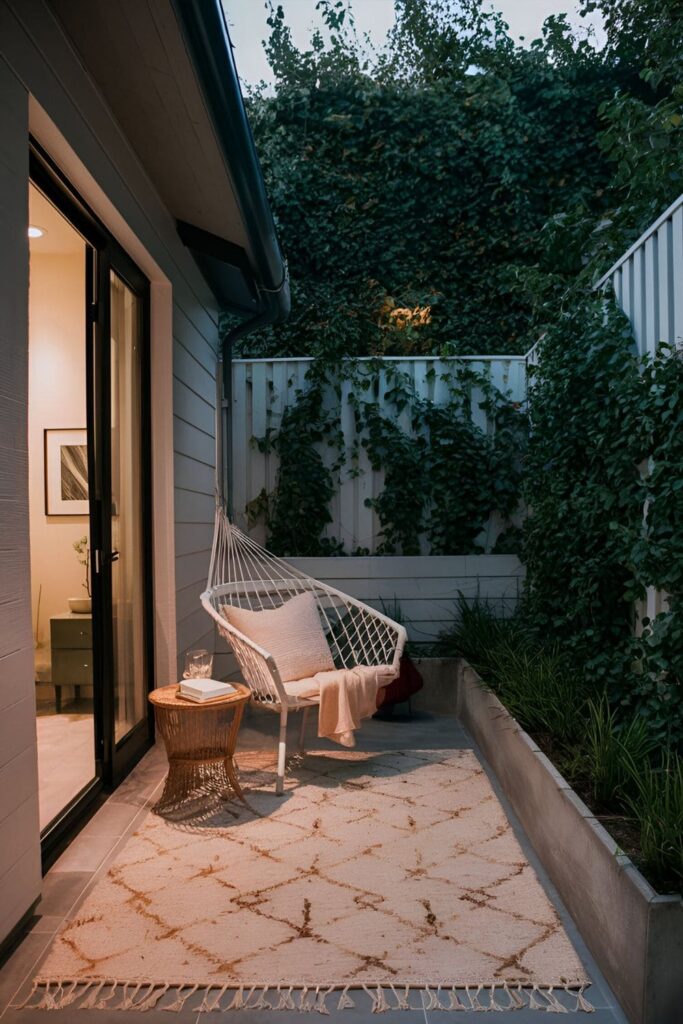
<box><xmin>20</xmin><ymin>748</ymin><xmax>592</xmax><ymax>1014</ymax></box>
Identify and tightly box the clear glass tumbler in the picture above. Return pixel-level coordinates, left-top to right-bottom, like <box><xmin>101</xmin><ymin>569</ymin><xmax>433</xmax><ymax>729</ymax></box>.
<box><xmin>183</xmin><ymin>649</ymin><xmax>213</xmax><ymax>680</ymax></box>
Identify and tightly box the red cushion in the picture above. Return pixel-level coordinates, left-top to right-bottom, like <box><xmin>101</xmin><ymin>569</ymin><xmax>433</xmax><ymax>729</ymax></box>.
<box><xmin>376</xmin><ymin>654</ymin><xmax>423</xmax><ymax>708</ymax></box>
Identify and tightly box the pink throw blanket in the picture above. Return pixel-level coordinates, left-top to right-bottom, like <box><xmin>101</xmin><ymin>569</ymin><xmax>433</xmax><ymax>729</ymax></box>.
<box><xmin>315</xmin><ymin>665</ymin><xmax>397</xmax><ymax>747</ymax></box>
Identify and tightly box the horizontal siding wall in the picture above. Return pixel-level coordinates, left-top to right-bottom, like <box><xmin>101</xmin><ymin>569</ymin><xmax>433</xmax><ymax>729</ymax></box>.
<box><xmin>172</xmin><ymin>302</ymin><xmax>218</xmax><ymax>679</ymax></box>
<box><xmin>212</xmin><ymin>556</ymin><xmax>524</xmax><ymax>674</ymax></box>
<box><xmin>289</xmin><ymin>556</ymin><xmax>524</xmax><ymax>645</ymax></box>
<box><xmin>232</xmin><ymin>356</ymin><xmax>527</xmax><ymax>554</ymax></box>
<box><xmin>596</xmin><ymin>192</ymin><xmax>683</xmax><ymax>358</ymax></box>
<box><xmin>0</xmin><ymin>55</ymin><xmax>41</xmax><ymax>945</ymax></box>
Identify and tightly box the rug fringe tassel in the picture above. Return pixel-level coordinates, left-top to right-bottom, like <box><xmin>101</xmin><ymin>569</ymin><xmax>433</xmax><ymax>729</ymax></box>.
<box><xmin>165</xmin><ymin>983</ymin><xmax>199</xmax><ymax>1013</ymax></box>
<box><xmin>337</xmin><ymin>985</ymin><xmax>355</xmax><ymax>1010</ymax></box>
<box><xmin>528</xmin><ymin>984</ymin><xmax>551</xmax><ymax>1011</ymax></box>
<box><xmin>447</xmin><ymin>985</ymin><xmax>468</xmax><ymax>1010</ymax></box>
<box><xmin>315</xmin><ymin>986</ymin><xmax>333</xmax><ymax>1015</ymax></box>
<box><xmin>275</xmin><ymin>985</ymin><xmax>297</xmax><ymax>1010</ymax></box>
<box><xmin>545</xmin><ymin>987</ymin><xmax>569</xmax><ymax>1014</ymax></box>
<box><xmin>197</xmin><ymin>982</ymin><xmax>227</xmax><ymax>1014</ymax></box>
<box><xmin>10</xmin><ymin>979</ymin><xmax>595</xmax><ymax>1012</ymax></box>
<box><xmin>95</xmin><ymin>981</ymin><xmax>119</xmax><ymax>1009</ymax></box>
<box><xmin>297</xmin><ymin>985</ymin><xmax>312</xmax><ymax>1012</ymax></box>
<box><xmin>136</xmin><ymin>982</ymin><xmax>169</xmax><ymax>1011</ymax></box>
<box><xmin>474</xmin><ymin>983</ymin><xmax>489</xmax><ymax>1011</ymax></box>
<box><xmin>575</xmin><ymin>984</ymin><xmax>595</xmax><ymax>1013</ymax></box>
<box><xmin>363</xmin><ymin>983</ymin><xmax>391</xmax><ymax>1013</ymax></box>
<box><xmin>77</xmin><ymin>979</ymin><xmax>106</xmax><ymax>1010</ymax></box>
<box><xmin>390</xmin><ymin>984</ymin><xmax>411</xmax><ymax>1010</ymax></box>
<box><xmin>227</xmin><ymin>984</ymin><xmax>245</xmax><ymax>1010</ymax></box>
<box><xmin>488</xmin><ymin>984</ymin><xmax>505</xmax><ymax>1012</ymax></box>
<box><xmin>121</xmin><ymin>981</ymin><xmax>142</xmax><ymax>1010</ymax></box>
<box><xmin>423</xmin><ymin>985</ymin><xmax>448</xmax><ymax>1011</ymax></box>
<box><xmin>503</xmin><ymin>983</ymin><xmax>527</xmax><ymax>1010</ymax></box>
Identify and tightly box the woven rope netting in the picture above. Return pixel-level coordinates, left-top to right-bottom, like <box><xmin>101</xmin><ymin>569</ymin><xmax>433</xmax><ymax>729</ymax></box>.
<box><xmin>201</xmin><ymin>508</ymin><xmax>406</xmax><ymax>706</ymax></box>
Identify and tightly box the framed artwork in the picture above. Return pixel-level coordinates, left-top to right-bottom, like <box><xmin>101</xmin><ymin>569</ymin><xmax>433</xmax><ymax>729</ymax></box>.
<box><xmin>44</xmin><ymin>428</ymin><xmax>89</xmax><ymax>515</ymax></box>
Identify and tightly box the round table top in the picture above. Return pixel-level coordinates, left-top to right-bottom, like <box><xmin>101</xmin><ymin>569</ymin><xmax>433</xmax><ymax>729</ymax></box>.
<box><xmin>149</xmin><ymin>682</ymin><xmax>250</xmax><ymax>709</ymax></box>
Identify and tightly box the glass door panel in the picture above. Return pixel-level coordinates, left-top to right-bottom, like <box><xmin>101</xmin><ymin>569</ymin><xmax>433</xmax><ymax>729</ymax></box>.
<box><xmin>109</xmin><ymin>272</ymin><xmax>146</xmax><ymax>744</ymax></box>
<box><xmin>29</xmin><ymin>145</ymin><xmax>153</xmax><ymax>856</ymax></box>
<box><xmin>28</xmin><ymin>181</ymin><xmax>98</xmax><ymax>834</ymax></box>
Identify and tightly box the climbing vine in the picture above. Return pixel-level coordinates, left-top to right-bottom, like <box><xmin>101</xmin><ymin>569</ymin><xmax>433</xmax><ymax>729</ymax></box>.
<box><xmin>522</xmin><ymin>295</ymin><xmax>683</xmax><ymax>746</ymax></box>
<box><xmin>235</xmin><ymin>0</ymin><xmax>683</xmax><ymax>747</ymax></box>
<box><xmin>231</xmin><ymin>1</ymin><xmax>640</xmax><ymax>360</ymax></box>
<box><xmin>249</xmin><ymin>363</ymin><xmax>345</xmax><ymax>556</ymax></box>
<box><xmin>248</xmin><ymin>359</ymin><xmax>526</xmax><ymax>559</ymax></box>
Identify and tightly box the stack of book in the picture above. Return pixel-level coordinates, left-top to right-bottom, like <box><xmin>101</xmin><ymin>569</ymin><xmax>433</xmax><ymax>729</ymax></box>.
<box><xmin>179</xmin><ymin>678</ymin><xmax>237</xmax><ymax>703</ymax></box>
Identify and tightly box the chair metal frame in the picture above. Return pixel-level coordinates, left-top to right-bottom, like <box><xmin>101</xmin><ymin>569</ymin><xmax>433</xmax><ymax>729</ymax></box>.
<box><xmin>201</xmin><ymin>532</ymin><xmax>406</xmax><ymax>795</ymax></box>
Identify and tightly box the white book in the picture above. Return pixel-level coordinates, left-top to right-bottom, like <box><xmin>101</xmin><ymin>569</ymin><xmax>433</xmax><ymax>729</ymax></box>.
<box><xmin>179</xmin><ymin>678</ymin><xmax>237</xmax><ymax>702</ymax></box>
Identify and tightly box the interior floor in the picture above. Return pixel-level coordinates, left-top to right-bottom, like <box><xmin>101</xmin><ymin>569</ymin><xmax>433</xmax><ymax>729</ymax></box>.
<box><xmin>35</xmin><ymin>707</ymin><xmax>95</xmax><ymax>831</ymax></box>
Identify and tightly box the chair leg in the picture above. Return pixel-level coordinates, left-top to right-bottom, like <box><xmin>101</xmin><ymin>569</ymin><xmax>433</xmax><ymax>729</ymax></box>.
<box><xmin>298</xmin><ymin>705</ymin><xmax>310</xmax><ymax>754</ymax></box>
<box><xmin>276</xmin><ymin>705</ymin><xmax>288</xmax><ymax>796</ymax></box>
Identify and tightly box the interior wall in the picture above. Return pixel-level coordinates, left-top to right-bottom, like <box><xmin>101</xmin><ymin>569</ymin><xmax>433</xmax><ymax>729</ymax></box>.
<box><xmin>28</xmin><ymin>249</ymin><xmax>88</xmax><ymax>658</ymax></box>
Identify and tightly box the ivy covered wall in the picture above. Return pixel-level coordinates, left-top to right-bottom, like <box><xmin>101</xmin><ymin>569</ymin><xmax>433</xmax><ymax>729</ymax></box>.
<box><xmin>227</xmin><ymin>0</ymin><xmax>683</xmax><ymax>743</ymax></box>
<box><xmin>244</xmin><ymin>358</ymin><xmax>527</xmax><ymax>557</ymax></box>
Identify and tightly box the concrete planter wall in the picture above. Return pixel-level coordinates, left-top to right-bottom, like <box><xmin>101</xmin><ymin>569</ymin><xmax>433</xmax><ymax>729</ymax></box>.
<box><xmin>413</xmin><ymin>657</ymin><xmax>682</xmax><ymax>1024</ymax></box>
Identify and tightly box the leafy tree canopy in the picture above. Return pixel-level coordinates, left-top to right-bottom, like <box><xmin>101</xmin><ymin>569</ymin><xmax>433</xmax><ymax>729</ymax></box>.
<box><xmin>230</xmin><ymin>0</ymin><xmax>683</xmax><ymax>359</ymax></box>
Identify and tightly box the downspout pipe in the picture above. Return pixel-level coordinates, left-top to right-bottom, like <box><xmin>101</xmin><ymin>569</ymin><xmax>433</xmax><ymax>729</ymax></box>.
<box><xmin>217</xmin><ymin>311</ymin><xmax>276</xmax><ymax>517</ymax></box>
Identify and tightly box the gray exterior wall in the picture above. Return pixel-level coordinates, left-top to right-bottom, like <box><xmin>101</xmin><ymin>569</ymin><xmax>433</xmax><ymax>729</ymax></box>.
<box><xmin>0</xmin><ymin>0</ymin><xmax>221</xmax><ymax>943</ymax></box>
<box><xmin>0</xmin><ymin>54</ymin><xmax>41</xmax><ymax>948</ymax></box>
<box><xmin>173</xmin><ymin>310</ymin><xmax>219</xmax><ymax>674</ymax></box>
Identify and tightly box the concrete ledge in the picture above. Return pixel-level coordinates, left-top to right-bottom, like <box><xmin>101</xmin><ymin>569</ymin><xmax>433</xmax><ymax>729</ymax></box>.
<box><xmin>454</xmin><ymin>659</ymin><xmax>683</xmax><ymax>1024</ymax></box>
<box><xmin>411</xmin><ymin>658</ymin><xmax>459</xmax><ymax>716</ymax></box>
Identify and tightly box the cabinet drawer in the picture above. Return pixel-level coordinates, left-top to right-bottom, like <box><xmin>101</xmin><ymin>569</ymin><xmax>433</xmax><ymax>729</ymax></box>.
<box><xmin>51</xmin><ymin>618</ymin><xmax>92</xmax><ymax>649</ymax></box>
<box><xmin>52</xmin><ymin>650</ymin><xmax>93</xmax><ymax>686</ymax></box>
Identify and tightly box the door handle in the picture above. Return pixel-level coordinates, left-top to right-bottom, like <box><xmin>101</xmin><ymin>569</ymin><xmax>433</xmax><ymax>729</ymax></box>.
<box><xmin>95</xmin><ymin>549</ymin><xmax>119</xmax><ymax>572</ymax></box>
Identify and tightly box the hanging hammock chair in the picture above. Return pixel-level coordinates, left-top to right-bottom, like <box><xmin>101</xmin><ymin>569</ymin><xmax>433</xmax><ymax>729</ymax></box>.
<box><xmin>201</xmin><ymin>507</ymin><xmax>407</xmax><ymax>793</ymax></box>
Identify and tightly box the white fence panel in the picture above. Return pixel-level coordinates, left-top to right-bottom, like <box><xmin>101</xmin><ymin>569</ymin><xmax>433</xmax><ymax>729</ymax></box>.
<box><xmin>596</xmin><ymin>192</ymin><xmax>683</xmax><ymax>357</ymax></box>
<box><xmin>231</xmin><ymin>355</ymin><xmax>528</xmax><ymax>553</ymax></box>
<box><xmin>212</xmin><ymin>555</ymin><xmax>524</xmax><ymax>660</ymax></box>
<box><xmin>596</xmin><ymin>195</ymin><xmax>683</xmax><ymax>626</ymax></box>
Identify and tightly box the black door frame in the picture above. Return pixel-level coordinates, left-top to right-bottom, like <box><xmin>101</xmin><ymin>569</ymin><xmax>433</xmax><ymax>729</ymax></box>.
<box><xmin>29</xmin><ymin>142</ymin><xmax>155</xmax><ymax>863</ymax></box>
<box><xmin>97</xmin><ymin>237</ymin><xmax>155</xmax><ymax>787</ymax></box>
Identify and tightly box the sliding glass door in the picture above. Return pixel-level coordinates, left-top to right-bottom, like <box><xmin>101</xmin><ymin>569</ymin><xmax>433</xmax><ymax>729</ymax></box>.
<box><xmin>90</xmin><ymin>246</ymin><xmax>153</xmax><ymax>786</ymax></box>
<box><xmin>30</xmin><ymin>144</ymin><xmax>154</xmax><ymax>855</ymax></box>
<box><xmin>109</xmin><ymin>273</ymin><xmax>148</xmax><ymax>749</ymax></box>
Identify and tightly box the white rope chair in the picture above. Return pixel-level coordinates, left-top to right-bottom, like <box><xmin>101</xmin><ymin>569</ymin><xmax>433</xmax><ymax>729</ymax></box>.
<box><xmin>201</xmin><ymin>508</ymin><xmax>406</xmax><ymax>793</ymax></box>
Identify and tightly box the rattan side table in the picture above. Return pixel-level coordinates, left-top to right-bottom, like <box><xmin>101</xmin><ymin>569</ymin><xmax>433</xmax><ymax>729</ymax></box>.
<box><xmin>149</xmin><ymin>683</ymin><xmax>252</xmax><ymax>818</ymax></box>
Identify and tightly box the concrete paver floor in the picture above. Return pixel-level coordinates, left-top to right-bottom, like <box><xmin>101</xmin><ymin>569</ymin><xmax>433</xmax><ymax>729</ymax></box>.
<box><xmin>0</xmin><ymin>708</ymin><xmax>629</xmax><ymax>1023</ymax></box>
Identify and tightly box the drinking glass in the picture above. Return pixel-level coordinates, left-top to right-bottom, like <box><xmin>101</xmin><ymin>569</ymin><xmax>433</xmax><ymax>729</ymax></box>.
<box><xmin>183</xmin><ymin>649</ymin><xmax>213</xmax><ymax>680</ymax></box>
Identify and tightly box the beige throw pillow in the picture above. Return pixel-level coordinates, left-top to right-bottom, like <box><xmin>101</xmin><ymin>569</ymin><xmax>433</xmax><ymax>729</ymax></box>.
<box><xmin>222</xmin><ymin>591</ymin><xmax>335</xmax><ymax>682</ymax></box>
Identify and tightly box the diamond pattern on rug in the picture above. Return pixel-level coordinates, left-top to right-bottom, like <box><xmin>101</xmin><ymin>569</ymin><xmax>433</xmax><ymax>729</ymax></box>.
<box><xmin>32</xmin><ymin>748</ymin><xmax>590</xmax><ymax>990</ymax></box>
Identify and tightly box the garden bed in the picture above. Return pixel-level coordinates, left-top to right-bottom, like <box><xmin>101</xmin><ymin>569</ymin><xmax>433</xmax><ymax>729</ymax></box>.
<box><xmin>452</xmin><ymin>659</ymin><xmax>683</xmax><ymax>1024</ymax></box>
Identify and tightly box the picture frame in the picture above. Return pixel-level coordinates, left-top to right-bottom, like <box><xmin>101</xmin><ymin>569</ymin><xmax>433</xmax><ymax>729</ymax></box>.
<box><xmin>44</xmin><ymin>428</ymin><xmax>89</xmax><ymax>515</ymax></box>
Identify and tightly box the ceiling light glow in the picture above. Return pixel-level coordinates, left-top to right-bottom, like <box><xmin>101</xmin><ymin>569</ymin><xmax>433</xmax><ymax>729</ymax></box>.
<box><xmin>28</xmin><ymin>225</ymin><xmax>45</xmax><ymax>238</ymax></box>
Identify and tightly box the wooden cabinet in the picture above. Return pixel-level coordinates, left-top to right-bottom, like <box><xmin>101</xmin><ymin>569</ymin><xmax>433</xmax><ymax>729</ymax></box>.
<box><xmin>50</xmin><ymin>613</ymin><xmax>93</xmax><ymax>711</ymax></box>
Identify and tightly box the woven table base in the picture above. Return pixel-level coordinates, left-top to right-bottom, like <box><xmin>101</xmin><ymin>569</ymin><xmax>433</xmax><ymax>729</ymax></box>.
<box><xmin>149</xmin><ymin>684</ymin><xmax>253</xmax><ymax>820</ymax></box>
<box><xmin>153</xmin><ymin>757</ymin><xmax>248</xmax><ymax>820</ymax></box>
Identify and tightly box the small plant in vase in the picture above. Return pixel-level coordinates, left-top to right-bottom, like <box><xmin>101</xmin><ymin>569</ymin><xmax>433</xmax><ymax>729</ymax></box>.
<box><xmin>69</xmin><ymin>535</ymin><xmax>92</xmax><ymax>614</ymax></box>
